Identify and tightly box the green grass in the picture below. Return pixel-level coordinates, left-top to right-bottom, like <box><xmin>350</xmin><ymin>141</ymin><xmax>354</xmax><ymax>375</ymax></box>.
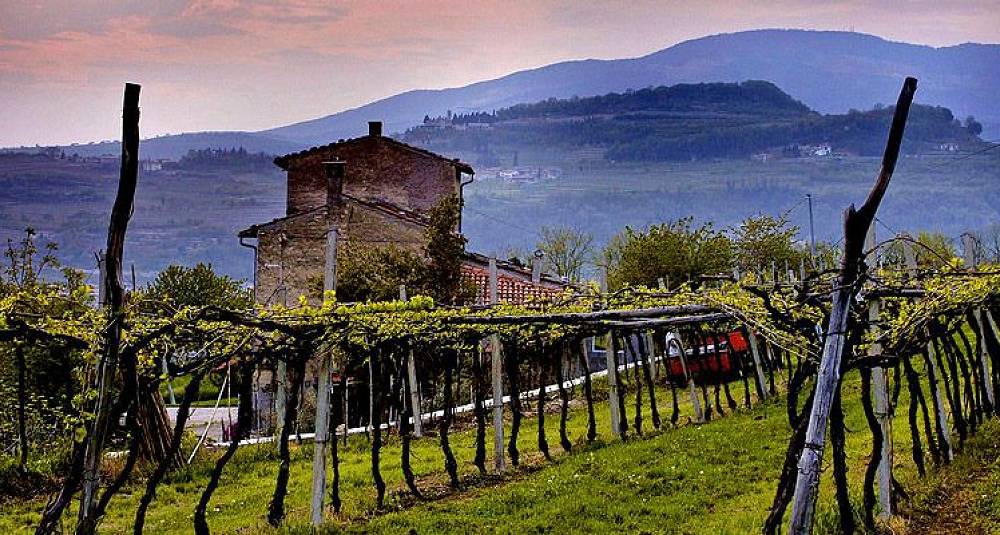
<box><xmin>1</xmin><ymin>364</ymin><xmax>993</xmax><ymax>534</ymax></box>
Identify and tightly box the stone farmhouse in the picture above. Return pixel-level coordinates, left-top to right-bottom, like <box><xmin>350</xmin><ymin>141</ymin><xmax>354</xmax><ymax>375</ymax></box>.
<box><xmin>239</xmin><ymin>121</ymin><xmax>564</xmax><ymax>307</ymax></box>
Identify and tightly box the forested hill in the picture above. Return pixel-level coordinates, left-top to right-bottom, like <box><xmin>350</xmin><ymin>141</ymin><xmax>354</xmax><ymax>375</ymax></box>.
<box><xmin>401</xmin><ymin>81</ymin><xmax>984</xmax><ymax>163</ymax></box>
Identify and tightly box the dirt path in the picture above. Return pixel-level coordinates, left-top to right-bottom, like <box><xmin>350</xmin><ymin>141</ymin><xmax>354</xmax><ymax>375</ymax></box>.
<box><xmin>906</xmin><ymin>421</ymin><xmax>1000</xmax><ymax>534</ymax></box>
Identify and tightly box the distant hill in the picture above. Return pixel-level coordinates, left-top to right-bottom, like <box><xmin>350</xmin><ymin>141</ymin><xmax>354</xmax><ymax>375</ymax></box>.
<box><xmin>261</xmin><ymin>29</ymin><xmax>1000</xmax><ymax>147</ymax></box>
<box><xmin>11</xmin><ymin>29</ymin><xmax>996</xmax><ymax>160</ymax></box>
<box><xmin>401</xmin><ymin>81</ymin><xmax>983</xmax><ymax>163</ymax></box>
<box><xmin>13</xmin><ymin>131</ymin><xmax>303</xmax><ymax>161</ymax></box>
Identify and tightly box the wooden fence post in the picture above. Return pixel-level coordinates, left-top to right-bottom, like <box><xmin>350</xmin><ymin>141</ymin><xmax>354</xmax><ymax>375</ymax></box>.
<box><xmin>399</xmin><ymin>285</ymin><xmax>422</xmax><ymax>438</ymax></box>
<box><xmin>747</xmin><ymin>331</ymin><xmax>769</xmax><ymax>401</ymax></box>
<box><xmin>489</xmin><ymin>258</ymin><xmax>505</xmax><ymax>472</ymax></box>
<box><xmin>964</xmin><ymin>234</ymin><xmax>995</xmax><ymax>407</ymax></box>
<box><xmin>310</xmin><ymin>229</ymin><xmax>337</xmax><ymax>525</ymax></box>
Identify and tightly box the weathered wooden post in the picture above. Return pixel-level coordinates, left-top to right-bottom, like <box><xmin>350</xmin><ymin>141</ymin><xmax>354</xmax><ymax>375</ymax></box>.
<box><xmin>903</xmin><ymin>239</ymin><xmax>953</xmax><ymax>461</ymax></box>
<box><xmin>310</xmin><ymin>228</ymin><xmax>337</xmax><ymax>525</ymax></box>
<box><xmin>399</xmin><ymin>285</ymin><xmax>422</xmax><ymax>437</ymax></box>
<box><xmin>489</xmin><ymin>258</ymin><xmax>505</xmax><ymax>472</ymax></box>
<box><xmin>77</xmin><ymin>84</ymin><xmax>142</xmax><ymax>535</ymax></box>
<box><xmin>866</xmin><ymin>233</ymin><xmax>893</xmax><ymax>520</ymax></box>
<box><xmin>964</xmin><ymin>234</ymin><xmax>995</xmax><ymax>407</ymax></box>
<box><xmin>671</xmin><ymin>332</ymin><xmax>703</xmax><ymax>423</ymax></box>
<box><xmin>788</xmin><ymin>77</ymin><xmax>916</xmax><ymax>534</ymax></box>
<box><xmin>602</xmin><ymin>271</ymin><xmax>622</xmax><ymax>437</ymax></box>
<box><xmin>747</xmin><ymin>331</ymin><xmax>769</xmax><ymax>401</ymax></box>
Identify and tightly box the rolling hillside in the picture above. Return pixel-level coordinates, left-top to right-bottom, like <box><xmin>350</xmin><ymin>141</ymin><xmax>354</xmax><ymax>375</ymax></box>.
<box><xmin>402</xmin><ymin>81</ymin><xmax>983</xmax><ymax>163</ymax></box>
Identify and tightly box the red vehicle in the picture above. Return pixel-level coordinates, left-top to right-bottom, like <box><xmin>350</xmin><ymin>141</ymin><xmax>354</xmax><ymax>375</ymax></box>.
<box><xmin>665</xmin><ymin>330</ymin><xmax>749</xmax><ymax>386</ymax></box>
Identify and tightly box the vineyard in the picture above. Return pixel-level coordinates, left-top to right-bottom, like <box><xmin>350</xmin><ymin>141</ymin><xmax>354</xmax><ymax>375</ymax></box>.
<box><xmin>3</xmin><ymin>78</ymin><xmax>1000</xmax><ymax>534</ymax></box>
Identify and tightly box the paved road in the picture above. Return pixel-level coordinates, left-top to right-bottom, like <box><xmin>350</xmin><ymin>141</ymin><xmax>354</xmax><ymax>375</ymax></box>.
<box><xmin>166</xmin><ymin>405</ymin><xmax>237</xmax><ymax>443</ymax></box>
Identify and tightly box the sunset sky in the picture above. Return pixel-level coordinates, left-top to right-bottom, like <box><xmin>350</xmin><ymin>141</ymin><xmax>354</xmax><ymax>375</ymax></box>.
<box><xmin>1</xmin><ymin>0</ymin><xmax>998</xmax><ymax>147</ymax></box>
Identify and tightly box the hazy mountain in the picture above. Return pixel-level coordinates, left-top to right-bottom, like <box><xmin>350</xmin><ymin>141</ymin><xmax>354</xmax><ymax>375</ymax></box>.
<box><xmin>18</xmin><ymin>29</ymin><xmax>996</xmax><ymax>159</ymax></box>
<box><xmin>263</xmin><ymin>29</ymin><xmax>1000</xmax><ymax>146</ymax></box>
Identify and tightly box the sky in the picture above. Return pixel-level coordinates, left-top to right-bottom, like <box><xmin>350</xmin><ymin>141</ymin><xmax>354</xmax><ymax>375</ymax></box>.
<box><xmin>1</xmin><ymin>0</ymin><xmax>998</xmax><ymax>147</ymax></box>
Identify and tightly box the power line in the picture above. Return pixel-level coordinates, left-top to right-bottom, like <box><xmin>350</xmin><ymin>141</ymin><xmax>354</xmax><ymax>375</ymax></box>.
<box><xmin>463</xmin><ymin>206</ymin><xmax>537</xmax><ymax>235</ymax></box>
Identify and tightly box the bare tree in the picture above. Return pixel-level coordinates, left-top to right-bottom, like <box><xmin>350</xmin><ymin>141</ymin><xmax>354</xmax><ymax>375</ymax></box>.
<box><xmin>536</xmin><ymin>226</ymin><xmax>594</xmax><ymax>282</ymax></box>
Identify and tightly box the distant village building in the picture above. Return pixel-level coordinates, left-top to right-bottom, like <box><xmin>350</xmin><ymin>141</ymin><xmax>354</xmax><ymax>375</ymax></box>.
<box><xmin>239</xmin><ymin>121</ymin><xmax>565</xmax><ymax>307</ymax></box>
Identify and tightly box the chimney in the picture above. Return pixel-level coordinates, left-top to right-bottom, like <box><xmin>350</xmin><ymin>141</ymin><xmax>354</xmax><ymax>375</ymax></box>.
<box><xmin>322</xmin><ymin>160</ymin><xmax>345</xmax><ymax>205</ymax></box>
<box><xmin>531</xmin><ymin>249</ymin><xmax>544</xmax><ymax>283</ymax></box>
<box><xmin>368</xmin><ymin>121</ymin><xmax>382</xmax><ymax>137</ymax></box>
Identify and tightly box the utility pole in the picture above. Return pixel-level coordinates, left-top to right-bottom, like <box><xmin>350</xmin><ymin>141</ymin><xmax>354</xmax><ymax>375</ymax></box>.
<box><xmin>806</xmin><ymin>193</ymin><xmax>817</xmax><ymax>261</ymax></box>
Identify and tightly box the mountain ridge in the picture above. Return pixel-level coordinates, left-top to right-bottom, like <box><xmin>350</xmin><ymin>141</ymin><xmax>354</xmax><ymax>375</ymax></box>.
<box><xmin>9</xmin><ymin>29</ymin><xmax>997</xmax><ymax>159</ymax></box>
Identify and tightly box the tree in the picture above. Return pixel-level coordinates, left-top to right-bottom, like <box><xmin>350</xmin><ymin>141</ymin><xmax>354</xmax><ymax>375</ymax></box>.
<box><xmin>424</xmin><ymin>195</ymin><xmax>471</xmax><ymax>305</ymax></box>
<box><xmin>965</xmin><ymin>115</ymin><xmax>983</xmax><ymax>136</ymax></box>
<box><xmin>0</xmin><ymin>229</ymin><xmax>89</xmax><ymax>473</ymax></box>
<box><xmin>138</xmin><ymin>263</ymin><xmax>252</xmax><ymax>467</ymax></box>
<box><xmin>605</xmin><ymin>218</ymin><xmax>733</xmax><ymax>290</ymax></box>
<box><xmin>883</xmin><ymin>231</ymin><xmax>956</xmax><ymax>270</ymax></box>
<box><xmin>334</xmin><ymin>243</ymin><xmax>427</xmax><ymax>302</ymax></box>
<box><xmin>536</xmin><ymin>226</ymin><xmax>593</xmax><ymax>282</ymax></box>
<box><xmin>730</xmin><ymin>214</ymin><xmax>806</xmax><ymax>276</ymax></box>
<box><xmin>142</xmin><ymin>263</ymin><xmax>252</xmax><ymax>311</ymax></box>
<box><xmin>975</xmin><ymin>223</ymin><xmax>1000</xmax><ymax>263</ymax></box>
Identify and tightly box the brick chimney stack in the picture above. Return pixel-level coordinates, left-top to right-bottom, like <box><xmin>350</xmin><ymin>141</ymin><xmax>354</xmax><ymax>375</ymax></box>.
<box><xmin>368</xmin><ymin>121</ymin><xmax>382</xmax><ymax>137</ymax></box>
<box><xmin>322</xmin><ymin>160</ymin><xmax>345</xmax><ymax>205</ymax></box>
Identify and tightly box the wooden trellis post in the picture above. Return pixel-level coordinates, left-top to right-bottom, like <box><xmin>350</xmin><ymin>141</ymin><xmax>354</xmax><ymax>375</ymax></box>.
<box><xmin>747</xmin><ymin>331</ymin><xmax>769</xmax><ymax>401</ymax></box>
<box><xmin>400</xmin><ymin>285</ymin><xmax>422</xmax><ymax>437</ymax></box>
<box><xmin>310</xmin><ymin>229</ymin><xmax>337</xmax><ymax>525</ymax></box>
<box><xmin>964</xmin><ymin>234</ymin><xmax>995</xmax><ymax>407</ymax></box>
<box><xmin>489</xmin><ymin>258</ymin><xmax>505</xmax><ymax>472</ymax></box>
<box><xmin>869</xmin><ymin>295</ymin><xmax>893</xmax><ymax>520</ymax></box>
<box><xmin>602</xmin><ymin>271</ymin><xmax>622</xmax><ymax>437</ymax></box>
<box><xmin>671</xmin><ymin>332</ymin><xmax>703</xmax><ymax>423</ymax></box>
<box><xmin>606</xmin><ymin>330</ymin><xmax>622</xmax><ymax>436</ymax></box>
<box><xmin>903</xmin><ymin>239</ymin><xmax>953</xmax><ymax>461</ymax></box>
<box><xmin>788</xmin><ymin>77</ymin><xmax>916</xmax><ymax>534</ymax></box>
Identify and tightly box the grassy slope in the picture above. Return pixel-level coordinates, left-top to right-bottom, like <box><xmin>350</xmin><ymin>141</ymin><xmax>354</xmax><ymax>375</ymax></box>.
<box><xmin>8</xmin><ymin>360</ymin><xmax>986</xmax><ymax>534</ymax></box>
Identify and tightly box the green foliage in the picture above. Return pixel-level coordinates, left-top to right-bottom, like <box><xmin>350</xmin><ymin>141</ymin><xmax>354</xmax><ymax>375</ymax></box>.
<box><xmin>605</xmin><ymin>218</ymin><xmax>733</xmax><ymax>290</ymax></box>
<box><xmin>142</xmin><ymin>263</ymin><xmax>252</xmax><ymax>310</ymax></box>
<box><xmin>535</xmin><ymin>226</ymin><xmax>594</xmax><ymax>282</ymax></box>
<box><xmin>0</xmin><ymin>230</ymin><xmax>91</xmax><ymax>461</ymax></box>
<box><xmin>882</xmin><ymin>231</ymin><xmax>957</xmax><ymax>271</ymax></box>
<box><xmin>730</xmin><ymin>214</ymin><xmax>806</xmax><ymax>275</ymax></box>
<box><xmin>423</xmin><ymin>195</ymin><xmax>470</xmax><ymax>305</ymax></box>
<box><xmin>335</xmin><ymin>243</ymin><xmax>428</xmax><ymax>302</ymax></box>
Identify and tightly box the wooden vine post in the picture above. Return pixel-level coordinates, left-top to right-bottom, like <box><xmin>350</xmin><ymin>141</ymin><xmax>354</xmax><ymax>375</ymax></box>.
<box><xmin>310</xmin><ymin>229</ymin><xmax>337</xmax><ymax>526</ymax></box>
<box><xmin>867</xmin><ymin>227</ymin><xmax>893</xmax><ymax>520</ymax></box>
<box><xmin>747</xmin><ymin>331</ymin><xmax>769</xmax><ymax>401</ymax></box>
<box><xmin>489</xmin><ymin>258</ymin><xmax>506</xmax><ymax>472</ymax></box>
<box><xmin>903</xmin><ymin>239</ymin><xmax>953</xmax><ymax>461</ymax></box>
<box><xmin>788</xmin><ymin>76</ymin><xmax>917</xmax><ymax>534</ymax></box>
<box><xmin>671</xmin><ymin>332</ymin><xmax>703</xmax><ymax>422</ymax></box>
<box><xmin>78</xmin><ymin>83</ymin><xmax>141</xmax><ymax>534</ymax></box>
<box><xmin>401</xmin><ymin>285</ymin><xmax>423</xmax><ymax>438</ymax></box>
<box><xmin>964</xmin><ymin>234</ymin><xmax>996</xmax><ymax>408</ymax></box>
<box><xmin>602</xmin><ymin>271</ymin><xmax>623</xmax><ymax>437</ymax></box>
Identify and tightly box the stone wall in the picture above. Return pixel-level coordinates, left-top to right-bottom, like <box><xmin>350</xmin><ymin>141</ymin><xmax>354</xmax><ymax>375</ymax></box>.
<box><xmin>254</xmin><ymin>199</ymin><xmax>429</xmax><ymax>306</ymax></box>
<box><xmin>285</xmin><ymin>136</ymin><xmax>461</xmax><ymax>216</ymax></box>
